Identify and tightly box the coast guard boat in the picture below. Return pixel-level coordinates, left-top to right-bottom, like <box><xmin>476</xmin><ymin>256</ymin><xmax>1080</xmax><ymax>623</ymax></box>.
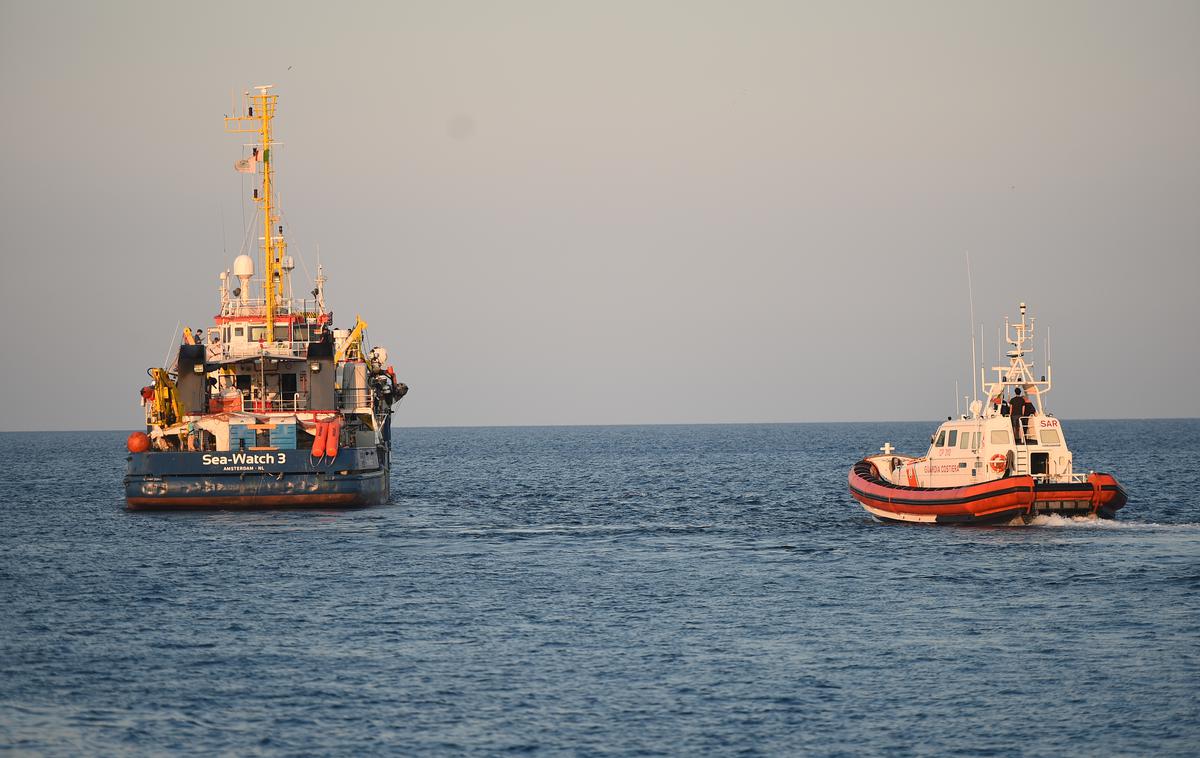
<box><xmin>124</xmin><ymin>86</ymin><xmax>407</xmax><ymax>509</ymax></box>
<box><xmin>848</xmin><ymin>303</ymin><xmax>1126</xmax><ymax>524</ymax></box>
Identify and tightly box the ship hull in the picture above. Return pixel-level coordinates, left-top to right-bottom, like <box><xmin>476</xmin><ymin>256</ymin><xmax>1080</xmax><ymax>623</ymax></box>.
<box><xmin>848</xmin><ymin>459</ymin><xmax>1126</xmax><ymax>525</ymax></box>
<box><xmin>124</xmin><ymin>447</ymin><xmax>390</xmax><ymax>510</ymax></box>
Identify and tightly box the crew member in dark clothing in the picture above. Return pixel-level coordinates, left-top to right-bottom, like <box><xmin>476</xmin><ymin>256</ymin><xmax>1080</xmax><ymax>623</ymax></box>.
<box><xmin>1022</xmin><ymin>393</ymin><xmax>1037</xmax><ymax>441</ymax></box>
<box><xmin>1009</xmin><ymin>387</ymin><xmax>1027</xmax><ymax>443</ymax></box>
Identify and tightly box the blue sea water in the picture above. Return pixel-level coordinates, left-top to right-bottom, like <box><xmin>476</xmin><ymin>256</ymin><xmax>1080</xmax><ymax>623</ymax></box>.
<box><xmin>1</xmin><ymin>420</ymin><xmax>1198</xmax><ymax>756</ymax></box>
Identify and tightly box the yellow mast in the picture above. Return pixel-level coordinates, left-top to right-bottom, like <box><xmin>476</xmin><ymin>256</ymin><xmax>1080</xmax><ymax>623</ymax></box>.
<box><xmin>225</xmin><ymin>85</ymin><xmax>285</xmax><ymax>342</ymax></box>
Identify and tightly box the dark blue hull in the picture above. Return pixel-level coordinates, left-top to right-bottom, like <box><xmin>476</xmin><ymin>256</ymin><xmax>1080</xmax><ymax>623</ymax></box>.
<box><xmin>124</xmin><ymin>446</ymin><xmax>390</xmax><ymax>510</ymax></box>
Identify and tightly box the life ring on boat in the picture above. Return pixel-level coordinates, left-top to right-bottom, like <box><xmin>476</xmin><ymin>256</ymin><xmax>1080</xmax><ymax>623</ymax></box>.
<box><xmin>989</xmin><ymin>453</ymin><xmax>1008</xmax><ymax>473</ymax></box>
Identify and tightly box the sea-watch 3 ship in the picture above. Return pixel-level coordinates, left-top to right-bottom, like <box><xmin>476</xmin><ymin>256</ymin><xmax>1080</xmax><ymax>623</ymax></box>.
<box><xmin>124</xmin><ymin>86</ymin><xmax>407</xmax><ymax>509</ymax></box>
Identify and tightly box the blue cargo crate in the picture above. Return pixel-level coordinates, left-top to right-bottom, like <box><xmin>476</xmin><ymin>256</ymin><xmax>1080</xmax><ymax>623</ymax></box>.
<box><xmin>228</xmin><ymin>424</ymin><xmax>257</xmax><ymax>451</ymax></box>
<box><xmin>270</xmin><ymin>422</ymin><xmax>297</xmax><ymax>450</ymax></box>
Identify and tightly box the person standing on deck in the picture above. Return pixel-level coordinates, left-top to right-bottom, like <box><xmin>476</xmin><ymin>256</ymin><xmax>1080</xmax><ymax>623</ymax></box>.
<box><xmin>1009</xmin><ymin>387</ymin><xmax>1028</xmax><ymax>443</ymax></box>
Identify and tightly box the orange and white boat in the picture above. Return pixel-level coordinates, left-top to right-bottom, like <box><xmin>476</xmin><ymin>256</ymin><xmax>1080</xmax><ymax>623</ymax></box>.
<box><xmin>848</xmin><ymin>303</ymin><xmax>1127</xmax><ymax>525</ymax></box>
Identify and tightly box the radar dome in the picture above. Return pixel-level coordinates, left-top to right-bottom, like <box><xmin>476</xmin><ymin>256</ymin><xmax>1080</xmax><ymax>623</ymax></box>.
<box><xmin>233</xmin><ymin>255</ymin><xmax>254</xmax><ymax>277</ymax></box>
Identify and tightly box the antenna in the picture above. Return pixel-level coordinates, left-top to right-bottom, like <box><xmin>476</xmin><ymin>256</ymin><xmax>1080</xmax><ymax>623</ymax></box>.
<box><xmin>979</xmin><ymin>322</ymin><xmax>985</xmax><ymax>404</ymax></box>
<box><xmin>966</xmin><ymin>252</ymin><xmax>978</xmax><ymax>406</ymax></box>
<box><xmin>1046</xmin><ymin>326</ymin><xmax>1051</xmax><ymax>413</ymax></box>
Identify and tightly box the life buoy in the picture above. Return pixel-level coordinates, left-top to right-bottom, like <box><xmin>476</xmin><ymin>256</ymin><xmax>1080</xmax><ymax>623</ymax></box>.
<box><xmin>989</xmin><ymin>453</ymin><xmax>1007</xmax><ymax>473</ymax></box>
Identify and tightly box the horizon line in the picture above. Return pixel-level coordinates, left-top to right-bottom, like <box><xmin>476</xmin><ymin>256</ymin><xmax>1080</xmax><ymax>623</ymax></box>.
<box><xmin>2</xmin><ymin>415</ymin><xmax>1197</xmax><ymax>434</ymax></box>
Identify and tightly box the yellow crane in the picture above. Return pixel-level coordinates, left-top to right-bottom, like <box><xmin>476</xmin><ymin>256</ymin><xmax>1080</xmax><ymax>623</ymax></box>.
<box><xmin>335</xmin><ymin>316</ymin><xmax>368</xmax><ymax>362</ymax></box>
<box><xmin>146</xmin><ymin>368</ymin><xmax>184</xmax><ymax>427</ymax></box>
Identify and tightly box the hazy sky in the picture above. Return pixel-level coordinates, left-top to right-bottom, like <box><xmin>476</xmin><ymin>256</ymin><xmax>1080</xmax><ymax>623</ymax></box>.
<box><xmin>1</xmin><ymin>0</ymin><xmax>1197</xmax><ymax>431</ymax></box>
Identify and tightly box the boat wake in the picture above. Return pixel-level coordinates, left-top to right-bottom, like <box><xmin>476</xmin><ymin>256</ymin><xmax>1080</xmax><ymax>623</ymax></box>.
<box><xmin>1007</xmin><ymin>513</ymin><xmax>1200</xmax><ymax>529</ymax></box>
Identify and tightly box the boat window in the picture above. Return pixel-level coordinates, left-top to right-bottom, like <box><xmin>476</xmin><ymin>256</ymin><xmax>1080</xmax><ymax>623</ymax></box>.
<box><xmin>935</xmin><ymin>430</ymin><xmax>946</xmax><ymax>447</ymax></box>
<box><xmin>235</xmin><ymin>374</ymin><xmax>251</xmax><ymax>391</ymax></box>
<box><xmin>233</xmin><ymin>326</ymin><xmax>245</xmax><ymax>339</ymax></box>
<box><xmin>947</xmin><ymin>430</ymin><xmax>958</xmax><ymax>447</ymax></box>
<box><xmin>972</xmin><ymin>432</ymin><xmax>981</xmax><ymax>449</ymax></box>
<box><xmin>990</xmin><ymin>429</ymin><xmax>1011</xmax><ymax>444</ymax></box>
<box><xmin>249</xmin><ymin>326</ymin><xmax>266</xmax><ymax>341</ymax></box>
<box><xmin>274</xmin><ymin>326</ymin><xmax>290</xmax><ymax>342</ymax></box>
<box><xmin>959</xmin><ymin>432</ymin><xmax>971</xmax><ymax>450</ymax></box>
<box><xmin>1040</xmin><ymin>428</ymin><xmax>1062</xmax><ymax>446</ymax></box>
<box><xmin>294</xmin><ymin>325</ymin><xmax>309</xmax><ymax>342</ymax></box>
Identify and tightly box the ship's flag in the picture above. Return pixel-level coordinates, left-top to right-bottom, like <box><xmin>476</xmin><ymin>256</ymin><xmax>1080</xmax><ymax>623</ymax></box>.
<box><xmin>233</xmin><ymin>156</ymin><xmax>258</xmax><ymax>174</ymax></box>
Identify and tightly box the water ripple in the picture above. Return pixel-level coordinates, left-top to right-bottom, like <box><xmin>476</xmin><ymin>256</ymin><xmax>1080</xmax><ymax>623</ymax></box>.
<box><xmin>1</xmin><ymin>421</ymin><xmax>1198</xmax><ymax>756</ymax></box>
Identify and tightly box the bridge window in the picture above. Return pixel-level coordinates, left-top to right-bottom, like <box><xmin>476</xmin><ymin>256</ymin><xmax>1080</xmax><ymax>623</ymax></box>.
<box><xmin>935</xmin><ymin>430</ymin><xmax>946</xmax><ymax>447</ymax></box>
<box><xmin>959</xmin><ymin>432</ymin><xmax>971</xmax><ymax>449</ymax></box>
<box><xmin>947</xmin><ymin>430</ymin><xmax>958</xmax><ymax>447</ymax></box>
<box><xmin>990</xmin><ymin>429</ymin><xmax>1011</xmax><ymax>444</ymax></box>
<box><xmin>1040</xmin><ymin>428</ymin><xmax>1062</xmax><ymax>446</ymax></box>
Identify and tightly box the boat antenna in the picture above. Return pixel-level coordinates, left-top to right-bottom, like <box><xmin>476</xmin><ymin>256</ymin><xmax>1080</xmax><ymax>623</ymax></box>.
<box><xmin>163</xmin><ymin>320</ymin><xmax>181</xmax><ymax>368</ymax></box>
<box><xmin>1045</xmin><ymin>326</ymin><xmax>1051</xmax><ymax>414</ymax></box>
<box><xmin>966</xmin><ymin>252</ymin><xmax>979</xmax><ymax>409</ymax></box>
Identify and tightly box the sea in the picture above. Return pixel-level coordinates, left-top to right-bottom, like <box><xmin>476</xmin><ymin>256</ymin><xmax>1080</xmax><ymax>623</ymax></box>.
<box><xmin>2</xmin><ymin>420</ymin><xmax>1198</xmax><ymax>756</ymax></box>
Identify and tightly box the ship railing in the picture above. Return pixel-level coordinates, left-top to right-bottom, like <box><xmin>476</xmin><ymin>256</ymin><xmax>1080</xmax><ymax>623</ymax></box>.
<box><xmin>218</xmin><ymin>341</ymin><xmax>310</xmax><ymax>360</ymax></box>
<box><xmin>1030</xmin><ymin>472</ymin><xmax>1089</xmax><ymax>485</ymax></box>
<box><xmin>220</xmin><ymin>297</ymin><xmax>325</xmax><ymax>319</ymax></box>
<box><xmin>336</xmin><ymin>388</ymin><xmax>373</xmax><ymax>412</ymax></box>
<box><xmin>239</xmin><ymin>395</ymin><xmax>310</xmax><ymax>414</ymax></box>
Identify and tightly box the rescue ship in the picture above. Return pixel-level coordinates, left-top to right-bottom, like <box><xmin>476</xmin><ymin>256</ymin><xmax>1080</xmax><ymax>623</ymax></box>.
<box><xmin>848</xmin><ymin>303</ymin><xmax>1126</xmax><ymax>524</ymax></box>
<box><xmin>124</xmin><ymin>86</ymin><xmax>407</xmax><ymax>509</ymax></box>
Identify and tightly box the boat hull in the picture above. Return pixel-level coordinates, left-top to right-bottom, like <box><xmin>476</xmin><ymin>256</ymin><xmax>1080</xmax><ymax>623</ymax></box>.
<box><xmin>124</xmin><ymin>447</ymin><xmax>390</xmax><ymax>510</ymax></box>
<box><xmin>848</xmin><ymin>459</ymin><xmax>1126</xmax><ymax>524</ymax></box>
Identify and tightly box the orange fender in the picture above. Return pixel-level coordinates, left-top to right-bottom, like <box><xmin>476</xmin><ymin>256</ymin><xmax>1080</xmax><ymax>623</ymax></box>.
<box><xmin>325</xmin><ymin>417</ymin><xmax>342</xmax><ymax>458</ymax></box>
<box><xmin>311</xmin><ymin>420</ymin><xmax>328</xmax><ymax>457</ymax></box>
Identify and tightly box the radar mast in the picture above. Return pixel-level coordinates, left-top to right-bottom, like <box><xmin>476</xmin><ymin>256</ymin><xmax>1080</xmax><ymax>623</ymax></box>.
<box><xmin>224</xmin><ymin>85</ymin><xmax>285</xmax><ymax>342</ymax></box>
